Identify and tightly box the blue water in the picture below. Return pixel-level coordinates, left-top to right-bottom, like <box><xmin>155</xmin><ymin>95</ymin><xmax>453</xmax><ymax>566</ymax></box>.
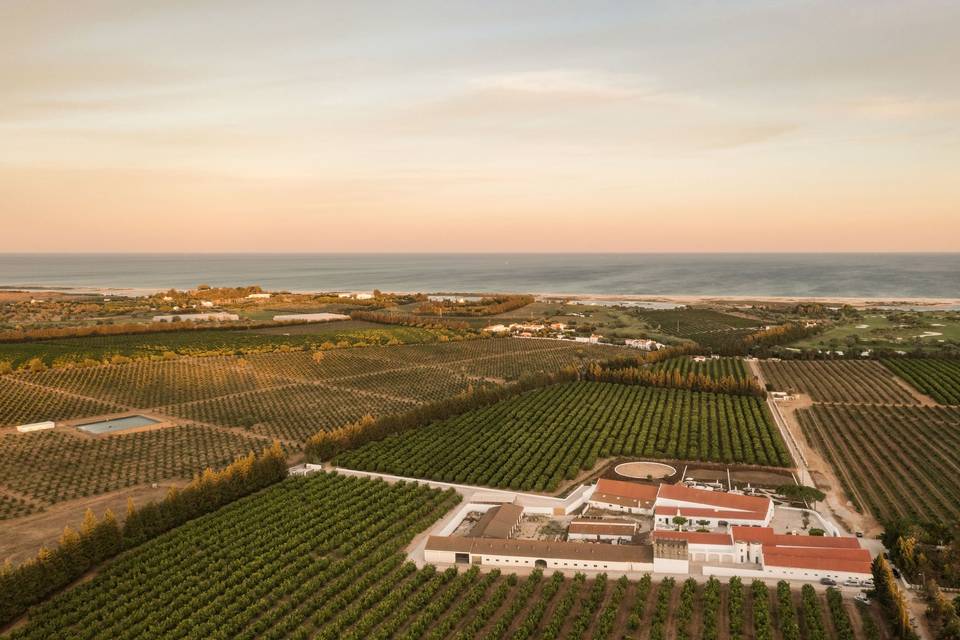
<box><xmin>0</xmin><ymin>253</ymin><xmax>958</xmax><ymax>299</ymax></box>
<box><xmin>77</xmin><ymin>415</ymin><xmax>161</xmax><ymax>434</ymax></box>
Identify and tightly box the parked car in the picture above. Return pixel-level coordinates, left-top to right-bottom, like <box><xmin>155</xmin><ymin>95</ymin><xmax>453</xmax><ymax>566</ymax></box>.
<box><xmin>855</xmin><ymin>592</ymin><xmax>871</xmax><ymax>604</ymax></box>
<box><xmin>855</xmin><ymin>531</ymin><xmax>864</xmax><ymax>538</ymax></box>
<box><xmin>860</xmin><ymin>578</ymin><xmax>875</xmax><ymax>588</ymax></box>
<box><xmin>892</xmin><ymin>567</ymin><xmax>902</xmax><ymax>579</ymax></box>
<box><xmin>845</xmin><ymin>578</ymin><xmax>861</xmax><ymax>587</ymax></box>
<box><xmin>820</xmin><ymin>578</ymin><xmax>838</xmax><ymax>586</ymax></box>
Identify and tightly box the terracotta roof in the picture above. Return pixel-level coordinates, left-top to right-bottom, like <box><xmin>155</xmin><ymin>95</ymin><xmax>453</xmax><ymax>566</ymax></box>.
<box><xmin>651</xmin><ymin>530</ymin><xmax>734</xmax><ymax>546</ymax></box>
<box><xmin>595</xmin><ymin>479</ymin><xmax>659</xmax><ymax>501</ymax></box>
<box><xmin>425</xmin><ymin>535</ymin><xmax>653</xmax><ymax>563</ymax></box>
<box><xmin>569</xmin><ymin>520</ymin><xmax>637</xmax><ymax>536</ymax></box>
<box><xmin>656</xmin><ymin>484</ymin><xmax>771</xmax><ymax>513</ymax></box>
<box><xmin>468</xmin><ymin>503</ymin><xmax>523</xmax><ymax>539</ymax></box>
<box><xmin>654</xmin><ymin>505</ymin><xmax>768</xmax><ymax>521</ymax></box>
<box><xmin>731</xmin><ymin>527</ymin><xmax>862</xmax><ymax>548</ymax></box>
<box><xmin>763</xmin><ymin>547</ymin><xmax>872</xmax><ymax>574</ymax></box>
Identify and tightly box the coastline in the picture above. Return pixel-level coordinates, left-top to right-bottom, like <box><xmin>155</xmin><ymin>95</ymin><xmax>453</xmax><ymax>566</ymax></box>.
<box><xmin>7</xmin><ymin>285</ymin><xmax>960</xmax><ymax>309</ymax></box>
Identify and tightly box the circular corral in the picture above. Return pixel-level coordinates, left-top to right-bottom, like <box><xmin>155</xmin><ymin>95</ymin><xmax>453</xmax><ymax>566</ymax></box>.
<box><xmin>615</xmin><ymin>461</ymin><xmax>676</xmax><ymax>479</ymax></box>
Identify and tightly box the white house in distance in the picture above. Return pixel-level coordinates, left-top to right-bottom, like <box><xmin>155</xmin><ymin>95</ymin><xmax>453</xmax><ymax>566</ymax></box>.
<box><xmin>152</xmin><ymin>312</ymin><xmax>240</xmax><ymax>323</ymax></box>
<box><xmin>246</xmin><ymin>293</ymin><xmax>271</xmax><ymax>299</ymax></box>
<box><xmin>624</xmin><ymin>338</ymin><xmax>664</xmax><ymax>351</ymax></box>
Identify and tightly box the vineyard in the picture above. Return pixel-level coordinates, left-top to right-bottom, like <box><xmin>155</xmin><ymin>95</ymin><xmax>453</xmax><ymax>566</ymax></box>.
<box><xmin>0</xmin><ymin>425</ymin><xmax>272</xmax><ymax>516</ymax></box>
<box><xmin>759</xmin><ymin>360</ymin><xmax>919</xmax><ymax>405</ymax></box>
<box><xmin>5</xmin><ymin>473</ymin><xmax>883</xmax><ymax>640</ymax></box>
<box><xmin>338</xmin><ymin>382</ymin><xmax>790</xmax><ymax>492</ymax></box>
<box><xmin>650</xmin><ymin>357</ymin><xmax>749</xmax><ymax>381</ymax></box>
<box><xmin>882</xmin><ymin>358</ymin><xmax>960</xmax><ymax>405</ymax></box>
<box><xmin>797</xmin><ymin>403</ymin><xmax>960</xmax><ymax>523</ymax></box>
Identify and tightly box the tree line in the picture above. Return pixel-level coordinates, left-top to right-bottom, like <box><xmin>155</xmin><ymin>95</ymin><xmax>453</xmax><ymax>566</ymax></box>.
<box><xmin>349</xmin><ymin>309</ymin><xmax>476</xmax><ymax>332</ymax></box>
<box><xmin>582</xmin><ymin>362</ymin><xmax>766</xmax><ymax>398</ymax></box>
<box><xmin>0</xmin><ymin>443</ymin><xmax>287</xmax><ymax>628</ymax></box>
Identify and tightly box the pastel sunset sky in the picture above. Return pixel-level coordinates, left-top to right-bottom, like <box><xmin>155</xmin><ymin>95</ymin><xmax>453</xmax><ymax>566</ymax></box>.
<box><xmin>2</xmin><ymin>1</ymin><xmax>959</xmax><ymax>252</ymax></box>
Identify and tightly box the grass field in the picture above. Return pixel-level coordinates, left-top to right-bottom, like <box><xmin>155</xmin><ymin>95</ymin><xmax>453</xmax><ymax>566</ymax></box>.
<box><xmin>789</xmin><ymin>312</ymin><xmax>960</xmax><ymax>352</ymax></box>
<box><xmin>6</xmin><ymin>473</ymin><xmax>882</xmax><ymax>640</ymax></box>
<box><xmin>759</xmin><ymin>360</ymin><xmax>919</xmax><ymax>405</ymax></box>
<box><xmin>798</xmin><ymin>403</ymin><xmax>960</xmax><ymax>523</ymax></box>
<box><xmin>338</xmin><ymin>381</ymin><xmax>789</xmax><ymax>491</ymax></box>
<box><xmin>0</xmin><ymin>321</ymin><xmax>461</xmax><ymax>367</ymax></box>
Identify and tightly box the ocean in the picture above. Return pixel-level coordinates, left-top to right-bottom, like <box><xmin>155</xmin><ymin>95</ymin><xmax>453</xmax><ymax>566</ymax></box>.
<box><xmin>0</xmin><ymin>253</ymin><xmax>958</xmax><ymax>300</ymax></box>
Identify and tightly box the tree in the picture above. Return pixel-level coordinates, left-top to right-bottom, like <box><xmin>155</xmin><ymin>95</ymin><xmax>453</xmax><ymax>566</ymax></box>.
<box><xmin>777</xmin><ymin>484</ymin><xmax>826</xmax><ymax>507</ymax></box>
<box><xmin>672</xmin><ymin>516</ymin><xmax>689</xmax><ymax>530</ymax></box>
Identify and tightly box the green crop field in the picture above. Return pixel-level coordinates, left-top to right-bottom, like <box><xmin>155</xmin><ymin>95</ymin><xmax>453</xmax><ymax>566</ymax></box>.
<box><xmin>798</xmin><ymin>403</ymin><xmax>960</xmax><ymax>523</ymax></box>
<box><xmin>882</xmin><ymin>358</ymin><xmax>960</xmax><ymax>405</ymax></box>
<box><xmin>631</xmin><ymin>309</ymin><xmax>762</xmax><ymax>350</ymax></box>
<box><xmin>650</xmin><ymin>356</ymin><xmax>749</xmax><ymax>381</ymax></box>
<box><xmin>5</xmin><ymin>473</ymin><xmax>877</xmax><ymax>640</ymax></box>
<box><xmin>0</xmin><ymin>425</ymin><xmax>271</xmax><ymax>517</ymax></box>
<box><xmin>760</xmin><ymin>359</ymin><xmax>918</xmax><ymax>405</ymax></box>
<box><xmin>0</xmin><ymin>321</ymin><xmax>460</xmax><ymax>368</ymax></box>
<box><xmin>338</xmin><ymin>381</ymin><xmax>790</xmax><ymax>492</ymax></box>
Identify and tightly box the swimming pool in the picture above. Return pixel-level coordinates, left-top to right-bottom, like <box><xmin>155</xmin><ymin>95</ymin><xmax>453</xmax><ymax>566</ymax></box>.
<box><xmin>77</xmin><ymin>415</ymin><xmax>161</xmax><ymax>434</ymax></box>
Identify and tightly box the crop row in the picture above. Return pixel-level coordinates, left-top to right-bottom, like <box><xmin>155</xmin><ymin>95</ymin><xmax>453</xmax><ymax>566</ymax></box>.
<box><xmin>798</xmin><ymin>403</ymin><xmax>960</xmax><ymax>523</ymax></box>
<box><xmin>882</xmin><ymin>358</ymin><xmax>960</xmax><ymax>405</ymax></box>
<box><xmin>650</xmin><ymin>357</ymin><xmax>749</xmax><ymax>381</ymax></box>
<box><xmin>7</xmin><ymin>472</ymin><xmax>883</xmax><ymax>639</ymax></box>
<box><xmin>760</xmin><ymin>360</ymin><xmax>918</xmax><ymax>405</ymax></box>
<box><xmin>0</xmin><ymin>377</ymin><xmax>121</xmax><ymax>428</ymax></box>
<box><xmin>338</xmin><ymin>381</ymin><xmax>790</xmax><ymax>492</ymax></box>
<box><xmin>0</xmin><ymin>425</ymin><xmax>272</xmax><ymax>506</ymax></box>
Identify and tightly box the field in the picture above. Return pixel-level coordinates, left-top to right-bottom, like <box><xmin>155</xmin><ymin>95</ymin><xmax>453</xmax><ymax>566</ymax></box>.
<box><xmin>0</xmin><ymin>340</ymin><xmax>622</xmax><ymax>511</ymax></box>
<box><xmin>0</xmin><ymin>425</ymin><xmax>272</xmax><ymax>519</ymax></box>
<box><xmin>631</xmin><ymin>309</ymin><xmax>763</xmax><ymax>350</ymax></box>
<box><xmin>788</xmin><ymin>312</ymin><xmax>960</xmax><ymax>353</ymax></box>
<box><xmin>798</xmin><ymin>403</ymin><xmax>960</xmax><ymax>523</ymax></box>
<box><xmin>759</xmin><ymin>360</ymin><xmax>918</xmax><ymax>405</ymax></box>
<box><xmin>882</xmin><ymin>358</ymin><xmax>960</xmax><ymax>405</ymax></box>
<box><xmin>338</xmin><ymin>381</ymin><xmax>789</xmax><ymax>492</ymax></box>
<box><xmin>6</xmin><ymin>473</ymin><xmax>882</xmax><ymax>640</ymax></box>
<box><xmin>0</xmin><ymin>321</ymin><xmax>460</xmax><ymax>368</ymax></box>
<box><xmin>650</xmin><ymin>356</ymin><xmax>749</xmax><ymax>381</ymax></box>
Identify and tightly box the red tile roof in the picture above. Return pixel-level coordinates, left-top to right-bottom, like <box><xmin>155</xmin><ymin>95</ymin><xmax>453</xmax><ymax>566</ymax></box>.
<box><xmin>595</xmin><ymin>479</ymin><xmax>659</xmax><ymax>501</ymax></box>
<box><xmin>651</xmin><ymin>530</ymin><xmax>734</xmax><ymax>546</ymax></box>
<box><xmin>731</xmin><ymin>527</ymin><xmax>862</xmax><ymax>548</ymax></box>
<box><xmin>763</xmin><ymin>547</ymin><xmax>872</xmax><ymax>574</ymax></box>
<box><xmin>656</xmin><ymin>484</ymin><xmax>771</xmax><ymax>513</ymax></box>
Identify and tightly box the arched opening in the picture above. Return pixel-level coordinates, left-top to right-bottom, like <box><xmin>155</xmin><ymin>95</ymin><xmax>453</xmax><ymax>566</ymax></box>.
<box><xmin>535</xmin><ymin>559</ymin><xmax>547</xmax><ymax>568</ymax></box>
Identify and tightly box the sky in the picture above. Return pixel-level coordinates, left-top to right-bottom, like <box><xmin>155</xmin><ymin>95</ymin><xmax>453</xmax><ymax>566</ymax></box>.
<box><xmin>1</xmin><ymin>0</ymin><xmax>959</xmax><ymax>252</ymax></box>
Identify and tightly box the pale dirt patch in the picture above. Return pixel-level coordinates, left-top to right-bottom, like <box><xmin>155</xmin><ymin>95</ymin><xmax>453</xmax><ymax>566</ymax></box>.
<box><xmin>778</xmin><ymin>394</ymin><xmax>882</xmax><ymax>536</ymax></box>
<box><xmin>614</xmin><ymin>461</ymin><xmax>676</xmax><ymax>479</ymax></box>
<box><xmin>0</xmin><ymin>481</ymin><xmax>183</xmax><ymax>565</ymax></box>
